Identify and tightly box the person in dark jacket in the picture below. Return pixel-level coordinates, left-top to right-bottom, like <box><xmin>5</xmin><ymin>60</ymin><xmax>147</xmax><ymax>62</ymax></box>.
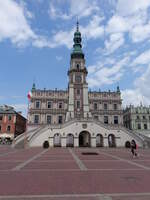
<box><xmin>131</xmin><ymin>140</ymin><xmax>137</xmax><ymax>158</ymax></box>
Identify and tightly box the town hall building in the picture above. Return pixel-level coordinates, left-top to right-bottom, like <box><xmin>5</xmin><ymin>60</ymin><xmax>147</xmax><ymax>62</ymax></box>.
<box><xmin>14</xmin><ymin>22</ymin><xmax>144</xmax><ymax>148</ymax></box>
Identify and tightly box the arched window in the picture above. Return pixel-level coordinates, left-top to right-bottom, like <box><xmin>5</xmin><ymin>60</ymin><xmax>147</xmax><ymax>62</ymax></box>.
<box><xmin>108</xmin><ymin>134</ymin><xmax>116</xmax><ymax>147</ymax></box>
<box><xmin>66</xmin><ymin>134</ymin><xmax>74</xmax><ymax>147</ymax></box>
<box><xmin>96</xmin><ymin>134</ymin><xmax>104</xmax><ymax>147</ymax></box>
<box><xmin>53</xmin><ymin>133</ymin><xmax>61</xmax><ymax>147</ymax></box>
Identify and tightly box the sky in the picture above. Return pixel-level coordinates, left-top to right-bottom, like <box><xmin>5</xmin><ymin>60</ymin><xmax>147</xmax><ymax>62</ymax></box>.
<box><xmin>0</xmin><ymin>0</ymin><xmax>150</xmax><ymax>117</ymax></box>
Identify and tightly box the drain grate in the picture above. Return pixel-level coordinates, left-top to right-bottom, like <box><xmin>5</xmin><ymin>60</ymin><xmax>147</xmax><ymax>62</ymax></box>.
<box><xmin>82</xmin><ymin>152</ymin><xmax>99</xmax><ymax>155</ymax></box>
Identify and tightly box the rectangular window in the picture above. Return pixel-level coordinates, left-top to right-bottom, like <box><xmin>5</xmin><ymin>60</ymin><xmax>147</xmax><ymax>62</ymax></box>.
<box><xmin>0</xmin><ymin>125</ymin><xmax>1</xmax><ymax>132</ymax></box>
<box><xmin>47</xmin><ymin>101</ymin><xmax>52</xmax><ymax>109</ymax></box>
<box><xmin>58</xmin><ymin>116</ymin><xmax>63</xmax><ymax>124</ymax></box>
<box><xmin>34</xmin><ymin>115</ymin><xmax>39</xmax><ymax>124</ymax></box>
<box><xmin>144</xmin><ymin>124</ymin><xmax>147</xmax><ymax>129</ymax></box>
<box><xmin>143</xmin><ymin>116</ymin><xmax>146</xmax><ymax>120</ymax></box>
<box><xmin>114</xmin><ymin>116</ymin><xmax>118</xmax><ymax>124</ymax></box>
<box><xmin>47</xmin><ymin>115</ymin><xmax>51</xmax><ymax>124</ymax></box>
<box><xmin>77</xmin><ymin>101</ymin><xmax>80</xmax><ymax>109</ymax></box>
<box><xmin>138</xmin><ymin>123</ymin><xmax>141</xmax><ymax>129</ymax></box>
<box><xmin>94</xmin><ymin>103</ymin><xmax>98</xmax><ymax>110</ymax></box>
<box><xmin>35</xmin><ymin>101</ymin><xmax>40</xmax><ymax>109</ymax></box>
<box><xmin>8</xmin><ymin>115</ymin><xmax>12</xmax><ymax>121</ymax></box>
<box><xmin>58</xmin><ymin>102</ymin><xmax>63</xmax><ymax>109</ymax></box>
<box><xmin>104</xmin><ymin>116</ymin><xmax>108</xmax><ymax>124</ymax></box>
<box><xmin>77</xmin><ymin>89</ymin><xmax>80</xmax><ymax>95</ymax></box>
<box><xmin>104</xmin><ymin>104</ymin><xmax>107</xmax><ymax>110</ymax></box>
<box><xmin>7</xmin><ymin>125</ymin><xmax>11</xmax><ymax>132</ymax></box>
<box><xmin>137</xmin><ymin>115</ymin><xmax>140</xmax><ymax>120</ymax></box>
<box><xmin>94</xmin><ymin>115</ymin><xmax>98</xmax><ymax>120</ymax></box>
<box><xmin>0</xmin><ymin>115</ymin><xmax>3</xmax><ymax>121</ymax></box>
<box><xmin>114</xmin><ymin>104</ymin><xmax>117</xmax><ymax>110</ymax></box>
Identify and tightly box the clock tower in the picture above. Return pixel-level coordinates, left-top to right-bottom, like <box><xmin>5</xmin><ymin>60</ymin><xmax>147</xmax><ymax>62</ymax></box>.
<box><xmin>66</xmin><ymin>21</ymin><xmax>91</xmax><ymax>120</ymax></box>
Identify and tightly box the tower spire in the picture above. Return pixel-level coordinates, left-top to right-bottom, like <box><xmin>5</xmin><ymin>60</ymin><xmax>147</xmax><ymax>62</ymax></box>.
<box><xmin>76</xmin><ymin>18</ymin><xmax>79</xmax><ymax>32</ymax></box>
<box><xmin>71</xmin><ymin>21</ymin><xmax>84</xmax><ymax>59</ymax></box>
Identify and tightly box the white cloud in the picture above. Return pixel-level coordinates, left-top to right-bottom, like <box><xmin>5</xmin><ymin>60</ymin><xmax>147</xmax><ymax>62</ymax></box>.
<box><xmin>134</xmin><ymin>65</ymin><xmax>150</xmax><ymax>99</ymax></box>
<box><xmin>106</xmin><ymin>15</ymin><xmax>128</xmax><ymax>34</ymax></box>
<box><xmin>117</xmin><ymin>0</ymin><xmax>150</xmax><ymax>16</ymax></box>
<box><xmin>49</xmin><ymin>0</ymin><xmax>99</xmax><ymax>20</ymax></box>
<box><xmin>106</xmin><ymin>0</ymin><xmax>150</xmax><ymax>43</ymax></box>
<box><xmin>88</xmin><ymin>56</ymin><xmax>129</xmax><ymax>88</ymax></box>
<box><xmin>81</xmin><ymin>15</ymin><xmax>104</xmax><ymax>40</ymax></box>
<box><xmin>34</xmin><ymin>15</ymin><xmax>104</xmax><ymax>49</ymax></box>
<box><xmin>130</xmin><ymin>22</ymin><xmax>150</xmax><ymax>43</ymax></box>
<box><xmin>122</xmin><ymin>64</ymin><xmax>150</xmax><ymax>106</ymax></box>
<box><xmin>122</xmin><ymin>89</ymin><xmax>150</xmax><ymax>107</ymax></box>
<box><xmin>104</xmin><ymin>33</ymin><xmax>124</xmax><ymax>54</ymax></box>
<box><xmin>132</xmin><ymin>49</ymin><xmax>150</xmax><ymax>65</ymax></box>
<box><xmin>0</xmin><ymin>0</ymin><xmax>36</xmax><ymax>46</ymax></box>
<box><xmin>56</xmin><ymin>56</ymin><xmax>63</xmax><ymax>61</ymax></box>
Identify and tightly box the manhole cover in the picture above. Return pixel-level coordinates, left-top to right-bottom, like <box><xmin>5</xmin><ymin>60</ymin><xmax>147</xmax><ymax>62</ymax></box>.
<box><xmin>82</xmin><ymin>152</ymin><xmax>99</xmax><ymax>155</ymax></box>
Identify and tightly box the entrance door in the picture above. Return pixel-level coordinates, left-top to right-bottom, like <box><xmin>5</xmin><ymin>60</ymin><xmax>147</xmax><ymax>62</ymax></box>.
<box><xmin>79</xmin><ymin>134</ymin><xmax>84</xmax><ymax>146</ymax></box>
<box><xmin>79</xmin><ymin>131</ymin><xmax>90</xmax><ymax>147</ymax></box>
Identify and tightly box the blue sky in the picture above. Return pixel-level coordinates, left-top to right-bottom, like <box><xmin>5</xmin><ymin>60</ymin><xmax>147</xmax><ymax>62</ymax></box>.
<box><xmin>1</xmin><ymin>0</ymin><xmax>150</xmax><ymax>117</ymax></box>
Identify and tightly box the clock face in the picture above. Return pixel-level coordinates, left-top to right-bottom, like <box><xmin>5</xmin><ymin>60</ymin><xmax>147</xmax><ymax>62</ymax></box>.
<box><xmin>75</xmin><ymin>75</ymin><xmax>81</xmax><ymax>83</ymax></box>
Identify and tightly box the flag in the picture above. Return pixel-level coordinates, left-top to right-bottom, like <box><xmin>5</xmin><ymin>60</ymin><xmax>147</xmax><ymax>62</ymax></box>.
<box><xmin>27</xmin><ymin>91</ymin><xmax>32</xmax><ymax>100</ymax></box>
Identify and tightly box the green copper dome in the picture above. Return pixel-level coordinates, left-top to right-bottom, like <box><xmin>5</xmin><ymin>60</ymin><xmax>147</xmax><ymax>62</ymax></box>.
<box><xmin>71</xmin><ymin>21</ymin><xmax>84</xmax><ymax>59</ymax></box>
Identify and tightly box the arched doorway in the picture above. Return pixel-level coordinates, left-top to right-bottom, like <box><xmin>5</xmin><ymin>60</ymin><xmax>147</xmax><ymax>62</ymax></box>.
<box><xmin>125</xmin><ymin>141</ymin><xmax>131</xmax><ymax>148</ymax></box>
<box><xmin>79</xmin><ymin>131</ymin><xmax>91</xmax><ymax>147</ymax></box>
<box><xmin>96</xmin><ymin>134</ymin><xmax>104</xmax><ymax>147</ymax></box>
<box><xmin>53</xmin><ymin>133</ymin><xmax>61</xmax><ymax>147</ymax></box>
<box><xmin>66</xmin><ymin>134</ymin><xmax>74</xmax><ymax>147</ymax></box>
<box><xmin>108</xmin><ymin>134</ymin><xmax>116</xmax><ymax>147</ymax></box>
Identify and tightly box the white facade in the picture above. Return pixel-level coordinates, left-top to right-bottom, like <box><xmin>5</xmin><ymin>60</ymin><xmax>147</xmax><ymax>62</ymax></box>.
<box><xmin>20</xmin><ymin>23</ymin><xmax>145</xmax><ymax>148</ymax></box>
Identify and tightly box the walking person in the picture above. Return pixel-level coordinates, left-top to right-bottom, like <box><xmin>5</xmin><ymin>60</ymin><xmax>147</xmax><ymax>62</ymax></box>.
<box><xmin>130</xmin><ymin>140</ymin><xmax>137</xmax><ymax>158</ymax></box>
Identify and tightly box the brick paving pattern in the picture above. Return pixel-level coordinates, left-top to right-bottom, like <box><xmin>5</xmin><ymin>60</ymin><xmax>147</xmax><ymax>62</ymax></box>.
<box><xmin>0</xmin><ymin>147</ymin><xmax>150</xmax><ymax>199</ymax></box>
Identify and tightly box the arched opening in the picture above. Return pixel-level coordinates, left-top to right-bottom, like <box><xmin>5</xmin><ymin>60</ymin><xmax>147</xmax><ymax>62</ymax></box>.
<box><xmin>96</xmin><ymin>134</ymin><xmax>104</xmax><ymax>147</ymax></box>
<box><xmin>43</xmin><ymin>141</ymin><xmax>49</xmax><ymax>148</ymax></box>
<box><xmin>79</xmin><ymin>131</ymin><xmax>91</xmax><ymax>147</ymax></box>
<box><xmin>66</xmin><ymin>134</ymin><xmax>74</xmax><ymax>147</ymax></box>
<box><xmin>108</xmin><ymin>134</ymin><xmax>116</xmax><ymax>147</ymax></box>
<box><xmin>125</xmin><ymin>141</ymin><xmax>131</xmax><ymax>148</ymax></box>
<box><xmin>54</xmin><ymin>133</ymin><xmax>61</xmax><ymax>147</ymax></box>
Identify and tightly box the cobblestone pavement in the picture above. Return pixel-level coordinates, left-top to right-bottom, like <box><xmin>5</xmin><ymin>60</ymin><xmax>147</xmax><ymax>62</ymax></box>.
<box><xmin>0</xmin><ymin>147</ymin><xmax>150</xmax><ymax>200</ymax></box>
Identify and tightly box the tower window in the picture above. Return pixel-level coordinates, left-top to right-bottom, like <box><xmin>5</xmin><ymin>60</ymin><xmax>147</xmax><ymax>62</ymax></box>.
<box><xmin>77</xmin><ymin>101</ymin><xmax>80</xmax><ymax>109</ymax></box>
<box><xmin>34</xmin><ymin>115</ymin><xmax>39</xmax><ymax>124</ymax></box>
<box><xmin>47</xmin><ymin>115</ymin><xmax>51</xmax><ymax>124</ymax></box>
<box><xmin>104</xmin><ymin>116</ymin><xmax>108</xmax><ymax>124</ymax></box>
<box><xmin>77</xmin><ymin>89</ymin><xmax>80</xmax><ymax>95</ymax></box>
<box><xmin>76</xmin><ymin>64</ymin><xmax>80</xmax><ymax>70</ymax></box>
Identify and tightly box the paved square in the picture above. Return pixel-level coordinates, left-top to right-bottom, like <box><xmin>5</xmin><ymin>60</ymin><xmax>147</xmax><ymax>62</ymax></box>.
<box><xmin>0</xmin><ymin>146</ymin><xmax>150</xmax><ymax>200</ymax></box>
